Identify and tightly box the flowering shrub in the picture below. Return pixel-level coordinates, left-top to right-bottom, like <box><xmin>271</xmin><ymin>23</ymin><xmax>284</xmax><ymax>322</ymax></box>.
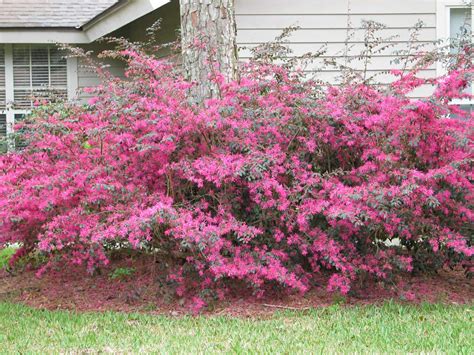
<box><xmin>0</xmin><ymin>40</ymin><xmax>472</xmax><ymax>307</ymax></box>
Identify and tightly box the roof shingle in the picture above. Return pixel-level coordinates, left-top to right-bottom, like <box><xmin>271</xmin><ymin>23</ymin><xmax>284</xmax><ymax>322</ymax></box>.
<box><xmin>0</xmin><ymin>0</ymin><xmax>120</xmax><ymax>28</ymax></box>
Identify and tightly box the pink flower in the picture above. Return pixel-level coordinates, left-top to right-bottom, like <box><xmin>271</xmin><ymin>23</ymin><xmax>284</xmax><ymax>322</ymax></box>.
<box><xmin>1</xmin><ymin>42</ymin><xmax>472</xmax><ymax>307</ymax></box>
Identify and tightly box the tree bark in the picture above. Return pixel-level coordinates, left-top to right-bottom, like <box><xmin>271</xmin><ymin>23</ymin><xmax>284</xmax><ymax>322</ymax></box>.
<box><xmin>180</xmin><ymin>0</ymin><xmax>238</xmax><ymax>103</ymax></box>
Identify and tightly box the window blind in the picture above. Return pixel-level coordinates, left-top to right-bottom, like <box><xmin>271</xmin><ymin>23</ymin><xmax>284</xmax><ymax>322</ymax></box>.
<box><xmin>12</xmin><ymin>45</ymin><xmax>67</xmax><ymax>109</ymax></box>
<box><xmin>0</xmin><ymin>114</ymin><xmax>6</xmax><ymax>136</ymax></box>
<box><xmin>449</xmin><ymin>7</ymin><xmax>473</xmax><ymax>117</ymax></box>
<box><xmin>0</xmin><ymin>47</ymin><xmax>5</xmax><ymax>111</ymax></box>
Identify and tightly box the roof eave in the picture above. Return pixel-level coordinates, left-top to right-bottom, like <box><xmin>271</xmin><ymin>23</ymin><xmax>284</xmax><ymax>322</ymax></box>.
<box><xmin>0</xmin><ymin>28</ymin><xmax>90</xmax><ymax>44</ymax></box>
<box><xmin>0</xmin><ymin>0</ymin><xmax>171</xmax><ymax>44</ymax></box>
<box><xmin>80</xmin><ymin>0</ymin><xmax>130</xmax><ymax>30</ymax></box>
<box><xmin>83</xmin><ymin>0</ymin><xmax>171</xmax><ymax>42</ymax></box>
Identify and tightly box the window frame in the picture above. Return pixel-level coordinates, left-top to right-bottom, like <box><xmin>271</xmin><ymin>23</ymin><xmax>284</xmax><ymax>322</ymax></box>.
<box><xmin>436</xmin><ymin>0</ymin><xmax>473</xmax><ymax>106</ymax></box>
<box><xmin>0</xmin><ymin>43</ymin><xmax>77</xmax><ymax>139</ymax></box>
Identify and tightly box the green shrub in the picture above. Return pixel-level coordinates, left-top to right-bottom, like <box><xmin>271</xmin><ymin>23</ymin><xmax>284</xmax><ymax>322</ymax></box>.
<box><xmin>109</xmin><ymin>267</ymin><xmax>136</xmax><ymax>281</ymax></box>
<box><xmin>0</xmin><ymin>247</ymin><xmax>16</xmax><ymax>269</ymax></box>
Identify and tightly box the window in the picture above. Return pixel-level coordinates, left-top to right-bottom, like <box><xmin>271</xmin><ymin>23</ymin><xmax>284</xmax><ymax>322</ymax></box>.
<box><xmin>450</xmin><ymin>7</ymin><xmax>473</xmax><ymax>116</ymax></box>
<box><xmin>0</xmin><ymin>47</ymin><xmax>5</xmax><ymax>111</ymax></box>
<box><xmin>0</xmin><ymin>44</ymin><xmax>70</xmax><ymax>144</ymax></box>
<box><xmin>12</xmin><ymin>45</ymin><xmax>67</xmax><ymax>109</ymax></box>
<box><xmin>436</xmin><ymin>1</ymin><xmax>473</xmax><ymax>114</ymax></box>
<box><xmin>450</xmin><ymin>7</ymin><xmax>472</xmax><ymax>39</ymax></box>
<box><xmin>0</xmin><ymin>47</ymin><xmax>6</xmax><ymax>142</ymax></box>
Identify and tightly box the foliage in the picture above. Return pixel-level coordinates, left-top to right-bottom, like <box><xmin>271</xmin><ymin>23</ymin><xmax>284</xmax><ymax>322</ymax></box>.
<box><xmin>0</xmin><ymin>246</ymin><xmax>47</xmax><ymax>274</ymax></box>
<box><xmin>109</xmin><ymin>267</ymin><xmax>136</xmax><ymax>281</ymax></box>
<box><xmin>0</xmin><ymin>25</ymin><xmax>472</xmax><ymax>310</ymax></box>
<box><xmin>0</xmin><ymin>248</ymin><xmax>15</xmax><ymax>269</ymax></box>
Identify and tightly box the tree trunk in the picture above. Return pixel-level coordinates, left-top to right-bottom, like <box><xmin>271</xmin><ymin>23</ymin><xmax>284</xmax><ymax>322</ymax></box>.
<box><xmin>180</xmin><ymin>0</ymin><xmax>238</xmax><ymax>103</ymax></box>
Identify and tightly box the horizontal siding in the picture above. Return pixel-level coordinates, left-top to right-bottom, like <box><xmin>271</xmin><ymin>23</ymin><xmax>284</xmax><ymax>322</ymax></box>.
<box><xmin>237</xmin><ymin>56</ymin><xmax>437</xmax><ymax>72</ymax></box>
<box><xmin>237</xmin><ymin>28</ymin><xmax>436</xmax><ymax>44</ymax></box>
<box><xmin>76</xmin><ymin>1</ymin><xmax>180</xmax><ymax>102</ymax></box>
<box><xmin>76</xmin><ymin>0</ymin><xmax>438</xmax><ymax>100</ymax></box>
<box><xmin>406</xmin><ymin>84</ymin><xmax>435</xmax><ymax>98</ymax></box>
<box><xmin>77</xmin><ymin>59</ymin><xmax>125</xmax><ymax>100</ymax></box>
<box><xmin>235</xmin><ymin>0</ymin><xmax>436</xmax><ymax>15</ymax></box>
<box><xmin>236</xmin><ymin>14</ymin><xmax>436</xmax><ymax>29</ymax></box>
<box><xmin>239</xmin><ymin>41</ymin><xmax>437</xmax><ymax>58</ymax></box>
<box><xmin>289</xmin><ymin>69</ymin><xmax>436</xmax><ymax>84</ymax></box>
<box><xmin>235</xmin><ymin>0</ymin><xmax>438</xmax><ymax>97</ymax></box>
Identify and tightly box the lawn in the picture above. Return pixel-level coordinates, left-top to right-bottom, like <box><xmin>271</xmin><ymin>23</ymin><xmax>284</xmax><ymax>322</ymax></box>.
<box><xmin>0</xmin><ymin>301</ymin><xmax>472</xmax><ymax>353</ymax></box>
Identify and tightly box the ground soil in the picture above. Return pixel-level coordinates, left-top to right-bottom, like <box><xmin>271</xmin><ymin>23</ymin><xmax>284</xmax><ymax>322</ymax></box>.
<box><xmin>0</xmin><ymin>256</ymin><xmax>472</xmax><ymax>317</ymax></box>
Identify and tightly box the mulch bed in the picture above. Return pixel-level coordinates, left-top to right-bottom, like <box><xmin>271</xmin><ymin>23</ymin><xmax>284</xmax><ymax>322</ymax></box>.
<box><xmin>0</xmin><ymin>257</ymin><xmax>472</xmax><ymax>317</ymax></box>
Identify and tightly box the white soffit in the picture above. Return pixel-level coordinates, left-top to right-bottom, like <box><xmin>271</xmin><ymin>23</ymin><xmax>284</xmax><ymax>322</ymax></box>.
<box><xmin>84</xmin><ymin>0</ymin><xmax>171</xmax><ymax>42</ymax></box>
<box><xmin>0</xmin><ymin>30</ymin><xmax>90</xmax><ymax>44</ymax></box>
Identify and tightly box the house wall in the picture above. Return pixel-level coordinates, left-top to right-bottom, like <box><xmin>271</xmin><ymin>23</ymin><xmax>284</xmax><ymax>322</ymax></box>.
<box><xmin>76</xmin><ymin>0</ymin><xmax>179</xmax><ymax>101</ymax></box>
<box><xmin>76</xmin><ymin>42</ymin><xmax>126</xmax><ymax>101</ymax></box>
<box><xmin>235</xmin><ymin>0</ymin><xmax>438</xmax><ymax>98</ymax></box>
<box><xmin>76</xmin><ymin>0</ymin><xmax>439</xmax><ymax>100</ymax></box>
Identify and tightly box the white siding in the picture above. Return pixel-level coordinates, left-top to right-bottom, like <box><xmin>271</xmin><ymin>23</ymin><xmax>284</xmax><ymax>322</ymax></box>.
<box><xmin>76</xmin><ymin>0</ymin><xmax>440</xmax><ymax>99</ymax></box>
<box><xmin>77</xmin><ymin>58</ymin><xmax>125</xmax><ymax>101</ymax></box>
<box><xmin>76</xmin><ymin>0</ymin><xmax>179</xmax><ymax>101</ymax></box>
<box><xmin>235</xmin><ymin>0</ymin><xmax>436</xmax><ymax>14</ymax></box>
<box><xmin>235</xmin><ymin>0</ymin><xmax>438</xmax><ymax>97</ymax></box>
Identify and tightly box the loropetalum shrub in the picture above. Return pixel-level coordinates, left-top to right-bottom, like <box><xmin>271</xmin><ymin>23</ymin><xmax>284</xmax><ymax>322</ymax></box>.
<box><xmin>0</xmin><ymin>44</ymin><xmax>473</xmax><ymax>309</ymax></box>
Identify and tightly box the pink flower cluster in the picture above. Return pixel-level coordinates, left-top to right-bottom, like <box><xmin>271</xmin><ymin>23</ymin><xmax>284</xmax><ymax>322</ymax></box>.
<box><xmin>0</xmin><ymin>48</ymin><xmax>472</xmax><ymax>302</ymax></box>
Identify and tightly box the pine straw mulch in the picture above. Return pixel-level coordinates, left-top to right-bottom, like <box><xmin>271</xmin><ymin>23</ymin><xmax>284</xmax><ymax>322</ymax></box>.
<box><xmin>0</xmin><ymin>256</ymin><xmax>472</xmax><ymax>317</ymax></box>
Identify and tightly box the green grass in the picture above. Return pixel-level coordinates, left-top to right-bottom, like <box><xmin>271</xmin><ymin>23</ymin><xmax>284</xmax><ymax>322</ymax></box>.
<box><xmin>0</xmin><ymin>247</ymin><xmax>15</xmax><ymax>269</ymax></box>
<box><xmin>0</xmin><ymin>302</ymin><xmax>472</xmax><ymax>353</ymax></box>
